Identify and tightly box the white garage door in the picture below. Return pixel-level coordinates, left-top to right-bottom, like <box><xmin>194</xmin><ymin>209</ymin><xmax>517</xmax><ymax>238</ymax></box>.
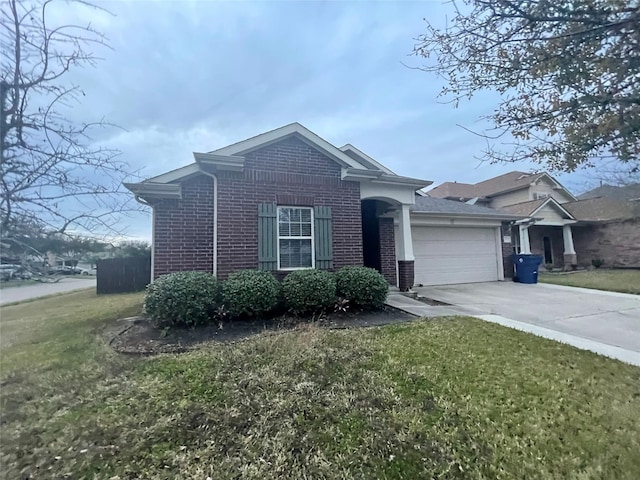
<box><xmin>412</xmin><ymin>226</ymin><xmax>499</xmax><ymax>286</ymax></box>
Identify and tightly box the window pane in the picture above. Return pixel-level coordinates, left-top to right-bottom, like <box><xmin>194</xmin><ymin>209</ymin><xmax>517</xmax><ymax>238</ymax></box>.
<box><xmin>290</xmin><ymin>223</ymin><xmax>301</xmax><ymax>236</ymax></box>
<box><xmin>301</xmin><ymin>223</ymin><xmax>311</xmax><ymax>236</ymax></box>
<box><xmin>279</xmin><ymin>239</ymin><xmax>312</xmax><ymax>268</ymax></box>
<box><xmin>301</xmin><ymin>209</ymin><xmax>311</xmax><ymax>223</ymax></box>
<box><xmin>279</xmin><ymin>208</ymin><xmax>290</xmax><ymax>223</ymax></box>
<box><xmin>279</xmin><ymin>222</ymin><xmax>290</xmax><ymax>236</ymax></box>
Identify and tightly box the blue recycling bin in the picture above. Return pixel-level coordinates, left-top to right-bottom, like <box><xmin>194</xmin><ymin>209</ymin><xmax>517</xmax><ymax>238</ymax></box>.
<box><xmin>512</xmin><ymin>254</ymin><xmax>543</xmax><ymax>284</ymax></box>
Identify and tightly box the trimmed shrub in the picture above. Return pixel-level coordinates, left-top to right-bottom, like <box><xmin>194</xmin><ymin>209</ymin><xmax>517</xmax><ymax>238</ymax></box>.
<box><xmin>222</xmin><ymin>270</ymin><xmax>281</xmax><ymax>318</ymax></box>
<box><xmin>335</xmin><ymin>266</ymin><xmax>389</xmax><ymax>309</ymax></box>
<box><xmin>144</xmin><ymin>271</ymin><xmax>220</xmax><ymax>327</ymax></box>
<box><xmin>282</xmin><ymin>269</ymin><xmax>336</xmax><ymax>315</ymax></box>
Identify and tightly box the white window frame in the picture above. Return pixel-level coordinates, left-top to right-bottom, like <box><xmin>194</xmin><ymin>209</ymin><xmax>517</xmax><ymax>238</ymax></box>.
<box><xmin>277</xmin><ymin>206</ymin><xmax>315</xmax><ymax>270</ymax></box>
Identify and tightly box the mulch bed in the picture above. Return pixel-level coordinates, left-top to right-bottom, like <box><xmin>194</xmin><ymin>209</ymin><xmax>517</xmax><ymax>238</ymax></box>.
<box><xmin>110</xmin><ymin>306</ymin><xmax>416</xmax><ymax>355</ymax></box>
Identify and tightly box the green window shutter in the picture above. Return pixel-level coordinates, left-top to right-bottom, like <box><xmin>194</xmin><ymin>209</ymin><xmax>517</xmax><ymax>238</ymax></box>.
<box><xmin>314</xmin><ymin>206</ymin><xmax>333</xmax><ymax>269</ymax></box>
<box><xmin>258</xmin><ymin>203</ymin><xmax>277</xmax><ymax>271</ymax></box>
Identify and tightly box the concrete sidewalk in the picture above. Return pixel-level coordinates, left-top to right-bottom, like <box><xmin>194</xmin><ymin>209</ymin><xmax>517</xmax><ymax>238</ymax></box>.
<box><xmin>386</xmin><ymin>290</ymin><xmax>640</xmax><ymax>367</ymax></box>
<box><xmin>0</xmin><ymin>278</ymin><xmax>96</xmax><ymax>305</ymax></box>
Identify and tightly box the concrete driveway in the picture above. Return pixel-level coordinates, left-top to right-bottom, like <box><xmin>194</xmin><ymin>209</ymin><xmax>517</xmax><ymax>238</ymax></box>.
<box><xmin>0</xmin><ymin>278</ymin><xmax>96</xmax><ymax>305</ymax></box>
<box><xmin>413</xmin><ymin>282</ymin><xmax>640</xmax><ymax>353</ymax></box>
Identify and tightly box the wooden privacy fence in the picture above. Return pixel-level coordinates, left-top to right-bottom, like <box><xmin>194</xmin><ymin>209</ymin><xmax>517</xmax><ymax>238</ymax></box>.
<box><xmin>96</xmin><ymin>256</ymin><xmax>151</xmax><ymax>294</ymax></box>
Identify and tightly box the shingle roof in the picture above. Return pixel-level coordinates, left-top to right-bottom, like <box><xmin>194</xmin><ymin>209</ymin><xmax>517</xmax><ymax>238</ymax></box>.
<box><xmin>499</xmin><ymin>198</ymin><xmax>547</xmax><ymax>217</ymax></box>
<box><xmin>410</xmin><ymin>196</ymin><xmax>521</xmax><ymax>218</ymax></box>
<box><xmin>426</xmin><ymin>181</ymin><xmax>476</xmax><ymax>199</ymax></box>
<box><xmin>563</xmin><ymin>197</ymin><xmax>637</xmax><ymax>222</ymax></box>
<box><xmin>578</xmin><ymin>183</ymin><xmax>640</xmax><ymax>202</ymax></box>
<box><xmin>428</xmin><ymin>171</ymin><xmax>545</xmax><ymax>199</ymax></box>
<box><xmin>473</xmin><ymin>171</ymin><xmax>545</xmax><ymax>197</ymax></box>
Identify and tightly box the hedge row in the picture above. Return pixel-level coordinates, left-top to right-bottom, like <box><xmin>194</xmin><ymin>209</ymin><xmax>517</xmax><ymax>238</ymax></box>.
<box><xmin>144</xmin><ymin>266</ymin><xmax>388</xmax><ymax>327</ymax></box>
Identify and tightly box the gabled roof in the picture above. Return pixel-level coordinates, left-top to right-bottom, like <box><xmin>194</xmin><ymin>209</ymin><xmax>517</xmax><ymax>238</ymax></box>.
<box><xmin>500</xmin><ymin>197</ymin><xmax>576</xmax><ymax>220</ymax></box>
<box><xmin>498</xmin><ymin>198</ymin><xmax>547</xmax><ymax>217</ymax></box>
<box><xmin>210</xmin><ymin>123</ymin><xmax>365</xmax><ymax>169</ymax></box>
<box><xmin>124</xmin><ymin>123</ymin><xmax>432</xmax><ymax>198</ymax></box>
<box><xmin>410</xmin><ymin>196</ymin><xmax>522</xmax><ymax>220</ymax></box>
<box><xmin>428</xmin><ymin>171</ymin><xmax>577</xmax><ymax>201</ymax></box>
<box><xmin>563</xmin><ymin>196</ymin><xmax>637</xmax><ymax>222</ymax></box>
<box><xmin>578</xmin><ymin>183</ymin><xmax>640</xmax><ymax>202</ymax></box>
<box><xmin>426</xmin><ymin>181</ymin><xmax>477</xmax><ymax>200</ymax></box>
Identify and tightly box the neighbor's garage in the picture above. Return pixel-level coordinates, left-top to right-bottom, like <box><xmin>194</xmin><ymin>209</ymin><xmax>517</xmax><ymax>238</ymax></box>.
<box><xmin>412</xmin><ymin>225</ymin><xmax>501</xmax><ymax>286</ymax></box>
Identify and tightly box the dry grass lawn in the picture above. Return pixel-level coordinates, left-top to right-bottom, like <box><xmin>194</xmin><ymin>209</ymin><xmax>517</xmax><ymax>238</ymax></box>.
<box><xmin>539</xmin><ymin>269</ymin><xmax>640</xmax><ymax>294</ymax></box>
<box><xmin>1</xmin><ymin>290</ymin><xmax>639</xmax><ymax>479</ymax></box>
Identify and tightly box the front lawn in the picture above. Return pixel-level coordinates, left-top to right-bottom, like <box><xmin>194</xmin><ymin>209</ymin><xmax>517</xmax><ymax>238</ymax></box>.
<box><xmin>539</xmin><ymin>269</ymin><xmax>640</xmax><ymax>295</ymax></box>
<box><xmin>1</xmin><ymin>291</ymin><xmax>639</xmax><ymax>479</ymax></box>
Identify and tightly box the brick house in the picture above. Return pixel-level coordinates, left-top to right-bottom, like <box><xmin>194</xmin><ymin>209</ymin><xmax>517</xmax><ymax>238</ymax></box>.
<box><xmin>428</xmin><ymin>172</ymin><xmax>640</xmax><ymax>269</ymax></box>
<box><xmin>126</xmin><ymin>123</ymin><xmax>520</xmax><ymax>290</ymax></box>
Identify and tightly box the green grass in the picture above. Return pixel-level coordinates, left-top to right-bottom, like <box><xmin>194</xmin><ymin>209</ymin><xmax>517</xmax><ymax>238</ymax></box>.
<box><xmin>539</xmin><ymin>269</ymin><xmax>640</xmax><ymax>294</ymax></box>
<box><xmin>1</xmin><ymin>292</ymin><xmax>639</xmax><ymax>479</ymax></box>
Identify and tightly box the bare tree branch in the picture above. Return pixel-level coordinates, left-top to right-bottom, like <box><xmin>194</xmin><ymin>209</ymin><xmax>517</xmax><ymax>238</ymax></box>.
<box><xmin>414</xmin><ymin>0</ymin><xmax>640</xmax><ymax>175</ymax></box>
<box><xmin>1</xmin><ymin>0</ymin><xmax>143</xmax><ymax>243</ymax></box>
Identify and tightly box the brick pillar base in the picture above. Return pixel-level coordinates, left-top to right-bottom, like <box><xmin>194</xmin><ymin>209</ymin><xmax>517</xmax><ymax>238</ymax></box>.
<box><xmin>398</xmin><ymin>260</ymin><xmax>414</xmax><ymax>292</ymax></box>
<box><xmin>563</xmin><ymin>253</ymin><xmax>577</xmax><ymax>269</ymax></box>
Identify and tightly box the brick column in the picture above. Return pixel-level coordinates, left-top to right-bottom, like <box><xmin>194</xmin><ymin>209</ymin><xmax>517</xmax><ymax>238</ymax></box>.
<box><xmin>398</xmin><ymin>260</ymin><xmax>414</xmax><ymax>292</ymax></box>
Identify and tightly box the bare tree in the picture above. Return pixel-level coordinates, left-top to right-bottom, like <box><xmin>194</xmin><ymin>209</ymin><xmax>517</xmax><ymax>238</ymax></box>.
<box><xmin>415</xmin><ymin>0</ymin><xmax>640</xmax><ymax>174</ymax></box>
<box><xmin>1</xmin><ymin>0</ymin><xmax>138</xmax><ymax>241</ymax></box>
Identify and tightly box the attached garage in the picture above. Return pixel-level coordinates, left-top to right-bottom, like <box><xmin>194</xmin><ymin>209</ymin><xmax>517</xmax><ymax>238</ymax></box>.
<box><xmin>412</xmin><ymin>225</ymin><xmax>501</xmax><ymax>286</ymax></box>
<box><xmin>392</xmin><ymin>196</ymin><xmax>523</xmax><ymax>287</ymax></box>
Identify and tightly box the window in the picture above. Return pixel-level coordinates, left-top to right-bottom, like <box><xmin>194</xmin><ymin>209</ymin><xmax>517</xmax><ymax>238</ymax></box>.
<box><xmin>533</xmin><ymin>192</ymin><xmax>549</xmax><ymax>200</ymax></box>
<box><xmin>278</xmin><ymin>207</ymin><xmax>314</xmax><ymax>269</ymax></box>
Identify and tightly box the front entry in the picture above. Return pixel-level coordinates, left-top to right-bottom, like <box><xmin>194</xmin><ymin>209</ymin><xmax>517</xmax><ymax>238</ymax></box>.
<box><xmin>361</xmin><ymin>200</ymin><xmax>381</xmax><ymax>271</ymax></box>
<box><xmin>543</xmin><ymin>236</ymin><xmax>553</xmax><ymax>264</ymax></box>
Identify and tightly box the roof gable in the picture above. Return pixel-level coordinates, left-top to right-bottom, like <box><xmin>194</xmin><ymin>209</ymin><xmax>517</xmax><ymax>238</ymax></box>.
<box><xmin>210</xmin><ymin>123</ymin><xmax>366</xmax><ymax>170</ymax></box>
<box><xmin>500</xmin><ymin>197</ymin><xmax>575</xmax><ymax>220</ymax></box>
<box><xmin>428</xmin><ymin>170</ymin><xmax>577</xmax><ymax>201</ymax></box>
<box><xmin>124</xmin><ymin>123</ymin><xmax>433</xmax><ymax>198</ymax></box>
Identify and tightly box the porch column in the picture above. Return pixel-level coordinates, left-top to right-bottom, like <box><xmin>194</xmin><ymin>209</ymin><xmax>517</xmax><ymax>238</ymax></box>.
<box><xmin>397</xmin><ymin>204</ymin><xmax>414</xmax><ymax>291</ymax></box>
<box><xmin>562</xmin><ymin>224</ymin><xmax>577</xmax><ymax>266</ymax></box>
<box><xmin>518</xmin><ymin>224</ymin><xmax>531</xmax><ymax>254</ymax></box>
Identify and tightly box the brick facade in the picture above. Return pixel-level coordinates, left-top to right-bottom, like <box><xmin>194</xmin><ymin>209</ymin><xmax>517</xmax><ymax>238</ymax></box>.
<box><xmin>397</xmin><ymin>260</ymin><xmax>414</xmax><ymax>291</ymax></box>
<box><xmin>379</xmin><ymin>217</ymin><xmax>397</xmax><ymax>285</ymax></box>
<box><xmin>152</xmin><ymin>136</ymin><xmax>364</xmax><ymax>279</ymax></box>
<box><xmin>153</xmin><ymin>175</ymin><xmax>215</xmax><ymax>277</ymax></box>
<box><xmin>573</xmin><ymin>218</ymin><xmax>640</xmax><ymax>268</ymax></box>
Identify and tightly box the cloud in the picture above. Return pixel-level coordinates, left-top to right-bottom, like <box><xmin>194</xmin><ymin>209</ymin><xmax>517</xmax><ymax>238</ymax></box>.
<box><xmin>15</xmin><ymin>0</ymin><xmax>588</xmax><ymax>240</ymax></box>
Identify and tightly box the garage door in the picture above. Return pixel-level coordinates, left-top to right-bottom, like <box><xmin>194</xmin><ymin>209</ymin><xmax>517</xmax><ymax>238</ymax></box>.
<box><xmin>412</xmin><ymin>226</ymin><xmax>499</xmax><ymax>286</ymax></box>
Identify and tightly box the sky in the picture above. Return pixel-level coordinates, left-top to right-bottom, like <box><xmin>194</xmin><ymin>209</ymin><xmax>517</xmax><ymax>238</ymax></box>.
<box><xmin>46</xmin><ymin>0</ymin><xmax>595</xmax><ymax>241</ymax></box>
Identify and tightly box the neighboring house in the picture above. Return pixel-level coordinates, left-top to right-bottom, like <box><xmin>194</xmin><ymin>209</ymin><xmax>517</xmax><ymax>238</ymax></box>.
<box><xmin>578</xmin><ymin>183</ymin><xmax>640</xmax><ymax>202</ymax></box>
<box><xmin>125</xmin><ymin>123</ymin><xmax>520</xmax><ymax>290</ymax></box>
<box><xmin>428</xmin><ymin>171</ymin><xmax>640</xmax><ymax>268</ymax></box>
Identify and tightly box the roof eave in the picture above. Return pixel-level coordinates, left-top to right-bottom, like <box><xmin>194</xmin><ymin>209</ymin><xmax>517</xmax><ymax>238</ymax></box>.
<box><xmin>341</xmin><ymin>169</ymin><xmax>432</xmax><ymax>189</ymax></box>
<box><xmin>410</xmin><ymin>210</ymin><xmax>523</xmax><ymax>221</ymax></box>
<box><xmin>123</xmin><ymin>182</ymin><xmax>182</xmax><ymax>200</ymax></box>
<box><xmin>194</xmin><ymin>152</ymin><xmax>245</xmax><ymax>172</ymax></box>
